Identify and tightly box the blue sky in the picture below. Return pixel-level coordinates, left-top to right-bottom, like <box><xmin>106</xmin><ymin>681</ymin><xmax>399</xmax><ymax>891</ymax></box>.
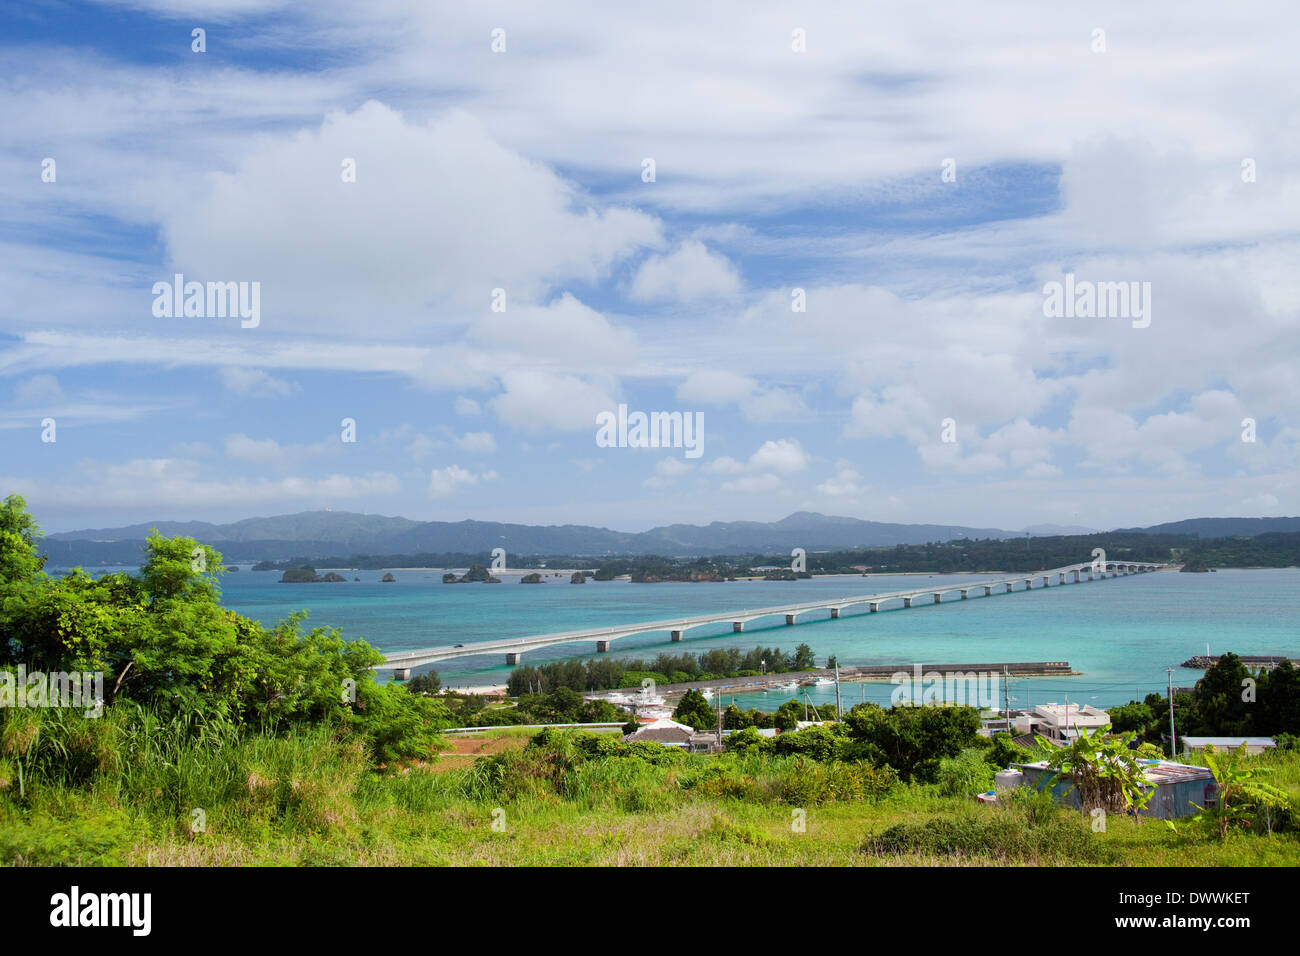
<box><xmin>2</xmin><ymin>1</ymin><xmax>1297</xmax><ymax>534</ymax></box>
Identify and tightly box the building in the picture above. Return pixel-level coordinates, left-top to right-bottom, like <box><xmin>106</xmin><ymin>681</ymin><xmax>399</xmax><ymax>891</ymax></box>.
<box><xmin>1017</xmin><ymin>703</ymin><xmax>1111</xmax><ymax>743</ymax></box>
<box><xmin>1013</xmin><ymin>758</ymin><xmax>1216</xmax><ymax>820</ymax></box>
<box><xmin>624</xmin><ymin>718</ymin><xmax>719</xmax><ymax>752</ymax></box>
<box><xmin>1182</xmin><ymin>736</ymin><xmax>1277</xmax><ymax>757</ymax></box>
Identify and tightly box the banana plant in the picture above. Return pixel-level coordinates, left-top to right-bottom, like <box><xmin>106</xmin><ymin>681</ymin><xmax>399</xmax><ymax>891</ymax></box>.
<box><xmin>1186</xmin><ymin>743</ymin><xmax>1291</xmax><ymax>837</ymax></box>
<box><xmin>1033</xmin><ymin>723</ymin><xmax>1155</xmax><ymax>817</ymax></box>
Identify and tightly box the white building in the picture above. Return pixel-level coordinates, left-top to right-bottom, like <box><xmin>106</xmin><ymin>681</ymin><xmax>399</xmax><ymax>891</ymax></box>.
<box><xmin>1182</xmin><ymin>736</ymin><xmax>1277</xmax><ymax>756</ymax></box>
<box><xmin>1013</xmin><ymin>703</ymin><xmax>1111</xmax><ymax>743</ymax></box>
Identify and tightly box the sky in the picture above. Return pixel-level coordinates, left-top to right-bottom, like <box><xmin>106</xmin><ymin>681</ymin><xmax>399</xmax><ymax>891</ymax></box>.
<box><xmin>1</xmin><ymin>1</ymin><xmax>1298</xmax><ymax>535</ymax></box>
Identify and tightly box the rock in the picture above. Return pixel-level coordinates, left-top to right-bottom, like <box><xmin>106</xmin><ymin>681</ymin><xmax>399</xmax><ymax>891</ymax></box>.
<box><xmin>520</xmin><ymin>572</ymin><xmax>543</xmax><ymax>584</ymax></box>
<box><xmin>571</xmin><ymin>571</ymin><xmax>586</xmax><ymax>584</ymax></box>
<box><xmin>318</xmin><ymin>572</ymin><xmax>347</xmax><ymax>583</ymax></box>
<box><xmin>442</xmin><ymin>572</ymin><xmax>458</xmax><ymax>584</ymax></box>
<box><xmin>279</xmin><ymin>567</ymin><xmax>318</xmax><ymax>583</ymax></box>
<box><xmin>461</xmin><ymin>564</ymin><xmax>492</xmax><ymax>583</ymax></box>
<box><xmin>381</xmin><ymin>572</ymin><xmax>396</xmax><ymax>583</ymax></box>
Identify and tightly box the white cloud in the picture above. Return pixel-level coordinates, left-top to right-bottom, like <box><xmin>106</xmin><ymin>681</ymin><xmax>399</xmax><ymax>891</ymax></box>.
<box><xmin>218</xmin><ymin>367</ymin><xmax>294</xmax><ymax>397</ymax></box>
<box><xmin>748</xmin><ymin>439</ymin><xmax>808</xmax><ymax>475</ymax></box>
<box><xmin>162</xmin><ymin>102</ymin><xmax>662</xmax><ymax>331</ymax></box>
<box><xmin>644</xmin><ymin>456</ymin><xmax>692</xmax><ymax>489</ymax></box>
<box><xmin>490</xmin><ymin>371</ymin><xmax>617</xmax><ymax>433</ymax></box>
<box><xmin>428</xmin><ymin>464</ymin><xmax>481</xmax><ymax>499</ymax></box>
<box><xmin>457</xmin><ymin>431</ymin><xmax>497</xmax><ymax>454</ymax></box>
<box><xmin>14</xmin><ymin>374</ymin><xmax>63</xmax><ymax>405</ymax></box>
<box><xmin>815</xmin><ymin>465</ymin><xmax>866</xmax><ymax>497</ymax></box>
<box><xmin>629</xmin><ymin>240</ymin><xmax>740</xmax><ymax>302</ymax></box>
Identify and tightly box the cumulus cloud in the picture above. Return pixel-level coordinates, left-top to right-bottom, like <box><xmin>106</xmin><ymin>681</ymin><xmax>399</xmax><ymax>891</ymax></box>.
<box><xmin>162</xmin><ymin>102</ymin><xmax>662</xmax><ymax>331</ymax></box>
<box><xmin>629</xmin><ymin>241</ymin><xmax>741</xmax><ymax>302</ymax></box>
<box><xmin>428</xmin><ymin>464</ymin><xmax>481</xmax><ymax>498</ymax></box>
<box><xmin>456</xmin><ymin>431</ymin><xmax>497</xmax><ymax>454</ymax></box>
<box><xmin>218</xmin><ymin>367</ymin><xmax>295</xmax><ymax>397</ymax></box>
<box><xmin>490</xmin><ymin>370</ymin><xmax>617</xmax><ymax>433</ymax></box>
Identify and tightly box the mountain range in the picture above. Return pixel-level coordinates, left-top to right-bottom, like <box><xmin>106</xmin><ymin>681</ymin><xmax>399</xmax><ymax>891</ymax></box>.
<box><xmin>36</xmin><ymin>510</ymin><xmax>1300</xmax><ymax>566</ymax></box>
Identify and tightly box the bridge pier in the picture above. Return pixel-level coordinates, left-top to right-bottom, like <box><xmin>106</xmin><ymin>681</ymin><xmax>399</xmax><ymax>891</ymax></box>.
<box><xmin>1042</xmin><ymin>575</ymin><xmax>1050</xmax><ymax>587</ymax></box>
<box><xmin>903</xmin><ymin>597</ymin><xmax>913</xmax><ymax>608</ymax></box>
<box><xmin>505</xmin><ymin>653</ymin><xmax>522</xmax><ymax>665</ymax></box>
<box><xmin>733</xmin><ymin>621</ymin><xmax>745</xmax><ymax>632</ymax></box>
<box><xmin>830</xmin><ymin>608</ymin><xmax>841</xmax><ymax>619</ymax></box>
<box><xmin>984</xmin><ymin>585</ymin><xmax>992</xmax><ymax>596</ymax></box>
<box><xmin>960</xmin><ymin>589</ymin><xmax>968</xmax><ymax>599</ymax></box>
<box><xmin>932</xmin><ymin>592</ymin><xmax>942</xmax><ymax>603</ymax></box>
<box><xmin>671</xmin><ymin>630</ymin><xmax>684</xmax><ymax>642</ymax></box>
<box><xmin>869</xmin><ymin>602</ymin><xmax>879</xmax><ymax>613</ymax></box>
<box><xmin>1073</xmin><ymin>569</ymin><xmax>1080</xmax><ymax>582</ymax></box>
<box><xmin>1005</xmin><ymin>583</ymin><xmax>1013</xmax><ymax>593</ymax></box>
<box><xmin>785</xmin><ymin>614</ymin><xmax>797</xmax><ymax>625</ymax></box>
<box><xmin>1059</xmin><ymin>572</ymin><xmax>1066</xmax><ymax>584</ymax></box>
<box><xmin>1024</xmin><ymin>579</ymin><xmax>1033</xmax><ymax>589</ymax></box>
<box><xmin>596</xmin><ymin>640</ymin><xmax>610</xmax><ymax>652</ymax></box>
<box><xmin>393</xmin><ymin>668</ymin><xmax>410</xmax><ymax>681</ymax></box>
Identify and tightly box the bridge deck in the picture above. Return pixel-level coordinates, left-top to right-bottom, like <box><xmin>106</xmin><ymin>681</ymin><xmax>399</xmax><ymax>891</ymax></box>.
<box><xmin>378</xmin><ymin>560</ymin><xmax>1167</xmax><ymax>671</ymax></box>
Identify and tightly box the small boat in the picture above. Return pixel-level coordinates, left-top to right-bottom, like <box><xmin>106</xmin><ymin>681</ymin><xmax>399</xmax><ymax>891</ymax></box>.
<box><xmin>779</xmin><ymin>681</ymin><xmax>799</xmax><ymax>692</ymax></box>
<box><xmin>814</xmin><ymin>677</ymin><xmax>835</xmax><ymax>686</ymax></box>
<box><xmin>699</xmin><ymin>688</ymin><xmax>714</xmax><ymax>700</ymax></box>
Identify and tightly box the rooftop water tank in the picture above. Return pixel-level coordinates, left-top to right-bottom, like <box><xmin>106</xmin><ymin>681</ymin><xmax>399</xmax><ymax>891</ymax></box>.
<box><xmin>995</xmin><ymin>769</ymin><xmax>1024</xmax><ymax>791</ymax></box>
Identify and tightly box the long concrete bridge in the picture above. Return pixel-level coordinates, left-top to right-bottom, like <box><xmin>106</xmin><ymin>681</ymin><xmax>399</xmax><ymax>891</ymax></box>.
<box><xmin>379</xmin><ymin>559</ymin><xmax>1170</xmax><ymax>677</ymax></box>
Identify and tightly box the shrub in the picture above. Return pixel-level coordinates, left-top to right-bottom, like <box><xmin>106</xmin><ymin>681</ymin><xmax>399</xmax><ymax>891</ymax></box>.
<box><xmin>863</xmin><ymin>805</ymin><xmax>1108</xmax><ymax>863</ymax></box>
<box><xmin>936</xmin><ymin>749</ymin><xmax>997</xmax><ymax>797</ymax></box>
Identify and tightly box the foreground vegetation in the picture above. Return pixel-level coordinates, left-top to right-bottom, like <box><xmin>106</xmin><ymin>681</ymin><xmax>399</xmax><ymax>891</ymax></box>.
<box><xmin>4</xmin><ymin>720</ymin><xmax>1299</xmax><ymax>866</ymax></box>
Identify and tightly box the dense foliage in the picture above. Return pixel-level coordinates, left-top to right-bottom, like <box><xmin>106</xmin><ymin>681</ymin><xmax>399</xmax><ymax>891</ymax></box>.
<box><xmin>0</xmin><ymin>495</ymin><xmax>448</xmax><ymax>768</ymax></box>
<box><xmin>506</xmin><ymin>644</ymin><xmax>821</xmax><ymax>695</ymax></box>
<box><xmin>1111</xmin><ymin>653</ymin><xmax>1300</xmax><ymax>743</ymax></box>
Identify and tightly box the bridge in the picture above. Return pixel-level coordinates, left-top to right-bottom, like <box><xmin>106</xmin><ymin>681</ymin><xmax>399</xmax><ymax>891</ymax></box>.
<box><xmin>378</xmin><ymin>560</ymin><xmax>1170</xmax><ymax>676</ymax></box>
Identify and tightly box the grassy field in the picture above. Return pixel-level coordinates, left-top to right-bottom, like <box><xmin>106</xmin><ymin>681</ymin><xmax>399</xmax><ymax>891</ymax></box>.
<box><xmin>3</xmin><ymin>723</ymin><xmax>1299</xmax><ymax>867</ymax></box>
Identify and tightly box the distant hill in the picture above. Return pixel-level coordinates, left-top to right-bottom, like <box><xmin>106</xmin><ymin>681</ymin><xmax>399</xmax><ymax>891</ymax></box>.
<box><xmin>45</xmin><ymin>509</ymin><xmax>1021</xmax><ymax>564</ymax></box>
<box><xmin>41</xmin><ymin>509</ymin><xmax>1300</xmax><ymax>566</ymax></box>
<box><xmin>1117</xmin><ymin>517</ymin><xmax>1300</xmax><ymax>537</ymax></box>
<box><xmin>1020</xmin><ymin>523</ymin><xmax>1098</xmax><ymax>536</ymax></box>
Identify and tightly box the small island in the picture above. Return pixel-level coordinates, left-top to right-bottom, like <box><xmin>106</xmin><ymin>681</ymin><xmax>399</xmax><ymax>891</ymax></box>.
<box><xmin>570</xmin><ymin>571</ymin><xmax>585</xmax><ymax>584</ymax></box>
<box><xmin>443</xmin><ymin>564</ymin><xmax>498</xmax><ymax>584</ymax></box>
<box><xmin>279</xmin><ymin>567</ymin><xmax>347</xmax><ymax>583</ymax></box>
<box><xmin>520</xmin><ymin>572</ymin><xmax>543</xmax><ymax>584</ymax></box>
<box><xmin>381</xmin><ymin>572</ymin><xmax>396</xmax><ymax>582</ymax></box>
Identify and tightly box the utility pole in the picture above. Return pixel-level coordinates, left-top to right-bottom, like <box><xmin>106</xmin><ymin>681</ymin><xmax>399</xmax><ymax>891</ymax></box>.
<box><xmin>834</xmin><ymin>662</ymin><xmax>842</xmax><ymax>720</ymax></box>
<box><xmin>1167</xmin><ymin>667</ymin><xmax>1177</xmax><ymax>758</ymax></box>
<box><xmin>1004</xmin><ymin>666</ymin><xmax>1012</xmax><ymax>736</ymax></box>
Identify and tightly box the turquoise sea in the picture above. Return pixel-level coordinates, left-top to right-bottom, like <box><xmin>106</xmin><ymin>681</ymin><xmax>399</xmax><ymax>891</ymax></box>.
<box><xmin>173</xmin><ymin>566</ymin><xmax>1300</xmax><ymax>713</ymax></box>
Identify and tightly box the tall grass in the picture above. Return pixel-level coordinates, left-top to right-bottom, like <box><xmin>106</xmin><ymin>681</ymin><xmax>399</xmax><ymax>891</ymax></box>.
<box><xmin>3</xmin><ymin>713</ymin><xmax>1298</xmax><ymax>866</ymax></box>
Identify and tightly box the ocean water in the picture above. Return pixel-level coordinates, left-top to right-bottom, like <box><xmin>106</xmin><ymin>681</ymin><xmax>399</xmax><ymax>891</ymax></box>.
<box><xmin>61</xmin><ymin>567</ymin><xmax>1300</xmax><ymax>712</ymax></box>
<box><xmin>191</xmin><ymin>566</ymin><xmax>1300</xmax><ymax>712</ymax></box>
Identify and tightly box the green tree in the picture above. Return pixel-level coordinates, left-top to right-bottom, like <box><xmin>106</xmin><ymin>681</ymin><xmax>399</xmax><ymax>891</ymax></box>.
<box><xmin>1191</xmin><ymin>652</ymin><xmax>1253</xmax><ymax>735</ymax></box>
<box><xmin>408</xmin><ymin>671</ymin><xmax>442</xmax><ymax>694</ymax></box>
<box><xmin>843</xmin><ymin>703</ymin><xmax>980</xmax><ymax>782</ymax></box>
<box><xmin>673</xmin><ymin>688</ymin><xmax>716</xmax><ymax>731</ymax></box>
